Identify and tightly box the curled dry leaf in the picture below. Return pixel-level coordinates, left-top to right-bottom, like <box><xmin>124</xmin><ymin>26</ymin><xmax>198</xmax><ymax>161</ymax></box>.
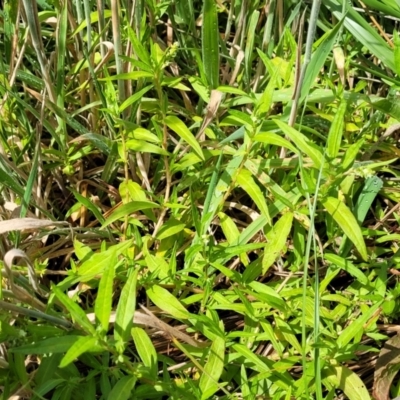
<box><xmin>373</xmin><ymin>333</ymin><xmax>400</xmax><ymax>400</ymax></box>
<box><xmin>0</xmin><ymin>217</ymin><xmax>66</xmax><ymax>234</ymax></box>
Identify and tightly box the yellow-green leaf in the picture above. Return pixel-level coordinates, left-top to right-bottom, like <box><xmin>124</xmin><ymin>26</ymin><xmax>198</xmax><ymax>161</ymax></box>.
<box><xmin>146</xmin><ymin>285</ymin><xmax>189</xmax><ymax>319</ymax></box>
<box><xmin>322</xmin><ymin>197</ymin><xmax>368</xmax><ymax>261</ymax></box>
<box><xmin>323</xmin><ymin>365</ymin><xmax>370</xmax><ymax>400</ymax></box>
<box><xmin>164</xmin><ymin>116</ymin><xmax>205</xmax><ymax>160</ymax></box>
<box><xmin>274</xmin><ymin>119</ymin><xmax>324</xmax><ymax>169</ymax></box>
<box><xmin>236</xmin><ymin>169</ymin><xmax>271</xmax><ymax>224</ymax></box>
<box><xmin>199</xmin><ymin>336</ymin><xmax>225</xmax><ymax>399</ymax></box>
<box><xmin>327</xmin><ymin>99</ymin><xmax>347</xmax><ymax>159</ymax></box>
<box><xmin>59</xmin><ymin>336</ymin><xmax>99</xmax><ymax>368</ymax></box>
<box><xmin>132</xmin><ymin>327</ymin><xmax>157</xmax><ymax>379</ymax></box>
<box><xmin>262</xmin><ymin>212</ymin><xmax>293</xmax><ymax>274</ymax></box>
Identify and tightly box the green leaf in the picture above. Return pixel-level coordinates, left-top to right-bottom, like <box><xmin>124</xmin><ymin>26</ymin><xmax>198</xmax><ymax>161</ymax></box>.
<box><xmin>322</xmin><ymin>197</ymin><xmax>368</xmax><ymax>261</ymax></box>
<box><xmin>262</xmin><ymin>212</ymin><xmax>293</xmax><ymax>274</ymax></box>
<box><xmin>125</xmin><ymin>139</ymin><xmax>168</xmax><ymax>156</ymax></box>
<box><xmin>59</xmin><ymin>336</ymin><xmax>99</xmax><ymax>368</ymax></box>
<box><xmin>394</xmin><ymin>30</ymin><xmax>400</xmax><ymax>76</ymax></box>
<box><xmin>232</xmin><ymin>343</ymin><xmax>270</xmax><ymax>373</ymax></box>
<box><xmin>324</xmin><ymin>253</ymin><xmax>369</xmax><ymax>286</ymax></box>
<box><xmin>94</xmin><ymin>262</ymin><xmax>115</xmax><ymax>332</ymax></box>
<box><xmin>106</xmin><ymin>376</ymin><xmax>136</xmax><ymax>400</ymax></box>
<box><xmin>236</xmin><ymin>169</ymin><xmax>271</xmax><ymax>224</ymax></box>
<box><xmin>336</xmin><ymin>301</ymin><xmax>382</xmax><ymax>349</ymax></box>
<box><xmin>199</xmin><ymin>336</ymin><xmax>225</xmax><ymax>399</ymax></box>
<box><xmin>52</xmin><ymin>285</ymin><xmax>96</xmax><ymax>335</ymax></box>
<box><xmin>114</xmin><ymin>268</ymin><xmax>140</xmax><ymax>351</ymax></box>
<box><xmin>156</xmin><ymin>219</ymin><xmax>186</xmax><ymax>240</ymax></box>
<box><xmin>323</xmin><ymin>365</ymin><xmax>371</xmax><ymax>400</ymax></box>
<box><xmin>253</xmin><ymin>132</ymin><xmax>298</xmax><ymax>154</ymax></box>
<box><xmin>301</xmin><ymin>21</ymin><xmax>343</xmax><ymax>101</ymax></box>
<box><xmin>11</xmin><ymin>336</ymin><xmax>80</xmax><ymax>354</ymax></box>
<box><xmin>146</xmin><ymin>285</ymin><xmax>189</xmax><ymax>319</ymax></box>
<box><xmin>100</xmin><ymin>71</ymin><xmax>153</xmax><ymax>80</ymax></box>
<box><xmin>327</xmin><ymin>99</ymin><xmax>347</xmax><ymax>159</ymax></box>
<box><xmin>119</xmin><ymin>85</ymin><xmax>153</xmax><ymax>112</ymax></box>
<box><xmin>70</xmin><ymin>188</ymin><xmax>105</xmax><ymax>225</ymax></box>
<box><xmin>77</xmin><ymin>240</ymin><xmax>132</xmax><ymax>280</ymax></box>
<box><xmin>131</xmin><ymin>327</ymin><xmax>158</xmax><ymax>379</ymax></box>
<box><xmin>342</xmin><ymin>139</ymin><xmax>364</xmax><ymax>172</ymax></box>
<box><xmin>274</xmin><ymin>119</ymin><xmax>324</xmax><ymax>169</ymax></box>
<box><xmin>164</xmin><ymin>115</ymin><xmax>204</xmax><ymax>160</ymax></box>
<box><xmin>102</xmin><ymin>201</ymin><xmax>160</xmax><ymax>228</ymax></box>
<box><xmin>202</xmin><ymin>0</ymin><xmax>219</xmax><ymax>89</ymax></box>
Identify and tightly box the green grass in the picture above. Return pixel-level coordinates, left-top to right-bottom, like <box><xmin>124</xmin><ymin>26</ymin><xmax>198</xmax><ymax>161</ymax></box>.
<box><xmin>1</xmin><ymin>0</ymin><xmax>400</xmax><ymax>399</ymax></box>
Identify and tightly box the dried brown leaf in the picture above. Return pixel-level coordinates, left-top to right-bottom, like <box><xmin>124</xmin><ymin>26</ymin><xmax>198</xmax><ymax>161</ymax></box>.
<box><xmin>373</xmin><ymin>333</ymin><xmax>400</xmax><ymax>400</ymax></box>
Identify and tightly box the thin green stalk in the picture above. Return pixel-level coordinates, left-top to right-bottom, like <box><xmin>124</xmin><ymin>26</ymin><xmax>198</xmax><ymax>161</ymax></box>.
<box><xmin>300</xmin><ymin>149</ymin><xmax>325</xmax><ymax>397</ymax></box>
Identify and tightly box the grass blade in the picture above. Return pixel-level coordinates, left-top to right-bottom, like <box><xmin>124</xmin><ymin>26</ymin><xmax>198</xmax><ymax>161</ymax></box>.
<box><xmin>202</xmin><ymin>0</ymin><xmax>219</xmax><ymax>89</ymax></box>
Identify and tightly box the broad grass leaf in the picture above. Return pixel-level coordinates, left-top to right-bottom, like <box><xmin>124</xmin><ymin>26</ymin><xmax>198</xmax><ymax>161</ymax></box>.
<box><xmin>248</xmin><ymin>281</ymin><xmax>287</xmax><ymax>312</ymax></box>
<box><xmin>114</xmin><ymin>268</ymin><xmax>139</xmax><ymax>350</ymax></box>
<box><xmin>327</xmin><ymin>99</ymin><xmax>347</xmax><ymax>159</ymax></box>
<box><xmin>199</xmin><ymin>336</ymin><xmax>225</xmax><ymax>399</ymax></box>
<box><xmin>77</xmin><ymin>240</ymin><xmax>132</xmax><ymax>280</ymax></box>
<box><xmin>156</xmin><ymin>219</ymin><xmax>186</xmax><ymax>240</ymax></box>
<box><xmin>254</xmin><ymin>132</ymin><xmax>298</xmax><ymax>154</ymax></box>
<box><xmin>324</xmin><ymin>253</ymin><xmax>369</xmax><ymax>286</ymax></box>
<box><xmin>262</xmin><ymin>212</ymin><xmax>293</xmax><ymax>274</ymax></box>
<box><xmin>131</xmin><ymin>327</ymin><xmax>157</xmax><ymax>379</ymax></box>
<box><xmin>373</xmin><ymin>334</ymin><xmax>400</xmax><ymax>400</ymax></box>
<box><xmin>232</xmin><ymin>343</ymin><xmax>269</xmax><ymax>373</ymax></box>
<box><xmin>70</xmin><ymin>188</ymin><xmax>105</xmax><ymax>224</ymax></box>
<box><xmin>340</xmin><ymin>176</ymin><xmax>383</xmax><ymax>257</ymax></box>
<box><xmin>353</xmin><ymin>176</ymin><xmax>383</xmax><ymax>223</ymax></box>
<box><xmin>336</xmin><ymin>301</ymin><xmax>382</xmax><ymax>349</ymax></box>
<box><xmin>202</xmin><ymin>0</ymin><xmax>219</xmax><ymax>89</ymax></box>
<box><xmin>94</xmin><ymin>262</ymin><xmax>115</xmax><ymax>332</ymax></box>
<box><xmin>59</xmin><ymin>337</ymin><xmax>99</xmax><ymax>368</ymax></box>
<box><xmin>11</xmin><ymin>336</ymin><xmax>81</xmax><ymax>354</ymax></box>
<box><xmin>323</xmin><ymin>0</ymin><xmax>394</xmax><ymax>71</ymax></box>
<box><xmin>274</xmin><ymin>119</ymin><xmax>324</xmax><ymax>169</ymax></box>
<box><xmin>102</xmin><ymin>201</ymin><xmax>160</xmax><ymax>228</ymax></box>
<box><xmin>342</xmin><ymin>139</ymin><xmax>364</xmax><ymax>172</ymax></box>
<box><xmin>100</xmin><ymin>71</ymin><xmax>153</xmax><ymax>80</ymax></box>
<box><xmin>124</xmin><ymin>139</ymin><xmax>168</xmax><ymax>155</ymax></box>
<box><xmin>323</xmin><ymin>365</ymin><xmax>370</xmax><ymax>400</ymax></box>
<box><xmin>236</xmin><ymin>169</ymin><xmax>271</xmax><ymax>224</ymax></box>
<box><xmin>200</xmin><ymin>149</ymin><xmax>244</xmax><ymax>237</ymax></box>
<box><xmin>106</xmin><ymin>376</ymin><xmax>136</xmax><ymax>400</ymax></box>
<box><xmin>322</xmin><ymin>197</ymin><xmax>368</xmax><ymax>261</ymax></box>
<box><xmin>52</xmin><ymin>285</ymin><xmax>96</xmax><ymax>335</ymax></box>
<box><xmin>145</xmin><ymin>254</ymin><xmax>169</xmax><ymax>279</ymax></box>
<box><xmin>119</xmin><ymin>85</ymin><xmax>153</xmax><ymax>112</ymax></box>
<box><xmin>164</xmin><ymin>115</ymin><xmax>204</xmax><ymax>160</ymax></box>
<box><xmin>394</xmin><ymin>31</ymin><xmax>400</xmax><ymax>76</ymax></box>
<box><xmin>146</xmin><ymin>285</ymin><xmax>189</xmax><ymax>319</ymax></box>
<box><xmin>244</xmin><ymin>10</ymin><xmax>259</xmax><ymax>83</ymax></box>
<box><xmin>301</xmin><ymin>21</ymin><xmax>343</xmax><ymax>100</ymax></box>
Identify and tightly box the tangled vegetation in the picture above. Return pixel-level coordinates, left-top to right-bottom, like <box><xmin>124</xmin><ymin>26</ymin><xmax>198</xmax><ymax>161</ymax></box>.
<box><xmin>1</xmin><ymin>0</ymin><xmax>400</xmax><ymax>399</ymax></box>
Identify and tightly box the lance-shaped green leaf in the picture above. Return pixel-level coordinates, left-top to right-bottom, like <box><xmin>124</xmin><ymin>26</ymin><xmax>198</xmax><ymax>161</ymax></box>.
<box><xmin>199</xmin><ymin>336</ymin><xmax>225</xmax><ymax>399</ymax></box>
<box><xmin>202</xmin><ymin>0</ymin><xmax>219</xmax><ymax>89</ymax></box>
<box><xmin>146</xmin><ymin>285</ymin><xmax>189</xmax><ymax>320</ymax></box>
<box><xmin>263</xmin><ymin>212</ymin><xmax>293</xmax><ymax>274</ymax></box>
<box><xmin>327</xmin><ymin>99</ymin><xmax>347</xmax><ymax>159</ymax></box>
<box><xmin>236</xmin><ymin>169</ymin><xmax>271</xmax><ymax>224</ymax></box>
<box><xmin>322</xmin><ymin>197</ymin><xmax>368</xmax><ymax>261</ymax></box>
<box><xmin>94</xmin><ymin>262</ymin><xmax>115</xmax><ymax>332</ymax></box>
<box><xmin>165</xmin><ymin>115</ymin><xmax>205</xmax><ymax>160</ymax></box>
<box><xmin>59</xmin><ymin>336</ymin><xmax>100</xmax><ymax>368</ymax></box>
<box><xmin>274</xmin><ymin>119</ymin><xmax>324</xmax><ymax>169</ymax></box>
